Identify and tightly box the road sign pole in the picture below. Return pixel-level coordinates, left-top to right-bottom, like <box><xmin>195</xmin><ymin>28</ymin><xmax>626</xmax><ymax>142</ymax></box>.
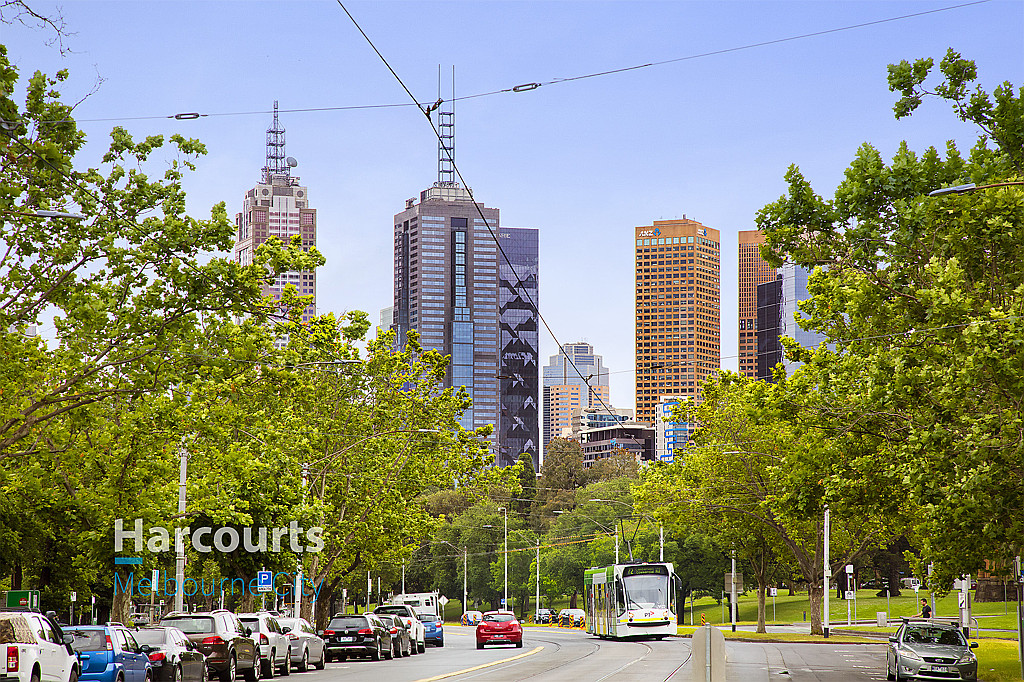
<box><xmin>1016</xmin><ymin>556</ymin><xmax>1023</xmax><ymax>680</ymax></box>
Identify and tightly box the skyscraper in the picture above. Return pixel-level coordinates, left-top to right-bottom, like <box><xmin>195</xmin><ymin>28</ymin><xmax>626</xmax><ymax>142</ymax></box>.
<box><xmin>391</xmin><ymin>98</ymin><xmax>539</xmax><ymax>468</ymax></box>
<box><xmin>738</xmin><ymin>230</ymin><xmax>775</xmax><ymax>378</ymax></box>
<box><xmin>234</xmin><ymin>103</ymin><xmax>317</xmax><ymax>323</ymax></box>
<box><xmin>542</xmin><ymin>342</ymin><xmax>610</xmax><ymax>448</ymax></box>
<box><xmin>634</xmin><ymin>217</ymin><xmax>720</xmax><ymax>425</ymax></box>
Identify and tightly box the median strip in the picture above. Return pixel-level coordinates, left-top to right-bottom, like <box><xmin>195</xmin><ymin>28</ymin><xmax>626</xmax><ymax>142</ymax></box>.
<box><xmin>412</xmin><ymin>646</ymin><xmax>544</xmax><ymax>682</ymax></box>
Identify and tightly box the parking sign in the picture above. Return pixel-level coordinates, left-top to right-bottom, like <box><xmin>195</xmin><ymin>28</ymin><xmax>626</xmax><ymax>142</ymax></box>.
<box><xmin>257</xmin><ymin>570</ymin><xmax>273</xmax><ymax>593</ymax></box>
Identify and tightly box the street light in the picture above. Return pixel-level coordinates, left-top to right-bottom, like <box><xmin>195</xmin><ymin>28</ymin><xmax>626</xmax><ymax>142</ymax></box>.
<box><xmin>1</xmin><ymin>209</ymin><xmax>86</xmax><ymax>219</ymax></box>
<box><xmin>927</xmin><ymin>181</ymin><xmax>1024</xmax><ymax>196</ymax></box>
<box><xmin>497</xmin><ymin>507</ymin><xmax>508</xmax><ymax>610</ymax></box>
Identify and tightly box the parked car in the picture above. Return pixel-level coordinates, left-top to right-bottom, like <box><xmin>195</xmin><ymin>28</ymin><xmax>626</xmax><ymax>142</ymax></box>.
<box><xmin>273</xmin><ymin>618</ymin><xmax>324</xmax><ymax>672</ymax></box>
<box><xmin>886</xmin><ymin>620</ymin><xmax>977</xmax><ymax>681</ymax></box>
<box><xmin>132</xmin><ymin>626</ymin><xmax>207</xmax><ymax>682</ymax></box>
<box><xmin>237</xmin><ymin>613</ymin><xmax>289</xmax><ymax>678</ymax></box>
<box><xmin>557</xmin><ymin>609</ymin><xmax>586</xmax><ymax>628</ymax></box>
<box><xmin>475</xmin><ymin>612</ymin><xmax>522</xmax><ymax>649</ymax></box>
<box><xmin>416</xmin><ymin>613</ymin><xmax>443</xmax><ymax>648</ymax></box>
<box><xmin>372</xmin><ymin>605</ymin><xmax>424</xmax><ymax>654</ymax></box>
<box><xmin>159</xmin><ymin>611</ymin><xmax>259</xmax><ymax>682</ymax></box>
<box><xmin>0</xmin><ymin>610</ymin><xmax>80</xmax><ymax>682</ymax></box>
<box><xmin>461</xmin><ymin>611</ymin><xmax>483</xmax><ymax>626</ymax></box>
<box><xmin>860</xmin><ymin>578</ymin><xmax>890</xmax><ymax>591</ymax></box>
<box><xmin>66</xmin><ymin>624</ymin><xmax>151</xmax><ymax>682</ymax></box>
<box><xmin>321</xmin><ymin>614</ymin><xmax>391</xmax><ymax>662</ymax></box>
<box><xmin>533</xmin><ymin>608</ymin><xmax>557</xmax><ymax>625</ymax></box>
<box><xmin>375</xmin><ymin>615</ymin><xmax>411</xmax><ymax>659</ymax></box>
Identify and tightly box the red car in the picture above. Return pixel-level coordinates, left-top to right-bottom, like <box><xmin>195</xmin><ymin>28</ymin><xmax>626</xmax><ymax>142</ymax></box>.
<box><xmin>475</xmin><ymin>611</ymin><xmax>523</xmax><ymax>649</ymax></box>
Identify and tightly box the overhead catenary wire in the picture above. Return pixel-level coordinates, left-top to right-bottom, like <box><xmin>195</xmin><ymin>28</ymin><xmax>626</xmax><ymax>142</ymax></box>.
<box><xmin>3</xmin><ymin>0</ymin><xmax>992</xmax><ymax>127</ymax></box>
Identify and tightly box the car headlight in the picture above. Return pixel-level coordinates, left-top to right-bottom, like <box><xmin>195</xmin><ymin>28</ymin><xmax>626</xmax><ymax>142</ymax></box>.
<box><xmin>957</xmin><ymin>652</ymin><xmax>977</xmax><ymax>664</ymax></box>
<box><xmin>899</xmin><ymin>648</ymin><xmax>923</xmax><ymax>662</ymax></box>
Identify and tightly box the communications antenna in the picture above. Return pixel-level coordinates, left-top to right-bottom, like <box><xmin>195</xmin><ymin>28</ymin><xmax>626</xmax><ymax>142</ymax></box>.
<box><xmin>436</xmin><ymin>66</ymin><xmax>456</xmax><ymax>187</ymax></box>
<box><xmin>263</xmin><ymin>100</ymin><xmax>288</xmax><ymax>179</ymax></box>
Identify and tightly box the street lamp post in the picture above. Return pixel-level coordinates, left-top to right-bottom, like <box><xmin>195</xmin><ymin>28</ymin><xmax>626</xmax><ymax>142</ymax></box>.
<box><xmin>497</xmin><ymin>507</ymin><xmax>508</xmax><ymax>610</ymax></box>
<box><xmin>927</xmin><ymin>181</ymin><xmax>1024</xmax><ymax>196</ymax></box>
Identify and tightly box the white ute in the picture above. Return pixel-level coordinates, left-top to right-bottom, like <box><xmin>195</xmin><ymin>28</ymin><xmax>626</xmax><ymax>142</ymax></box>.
<box><xmin>0</xmin><ymin>611</ymin><xmax>80</xmax><ymax>682</ymax></box>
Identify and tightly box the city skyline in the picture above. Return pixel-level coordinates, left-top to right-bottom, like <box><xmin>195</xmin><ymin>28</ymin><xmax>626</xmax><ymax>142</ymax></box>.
<box><xmin>7</xmin><ymin>1</ymin><xmax>1020</xmax><ymax>412</ymax></box>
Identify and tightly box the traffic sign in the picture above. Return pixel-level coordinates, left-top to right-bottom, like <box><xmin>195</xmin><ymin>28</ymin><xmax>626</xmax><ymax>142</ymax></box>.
<box><xmin>958</xmin><ymin>592</ymin><xmax>968</xmax><ymax>609</ymax></box>
<box><xmin>257</xmin><ymin>571</ymin><xmax>273</xmax><ymax>593</ymax></box>
<box><xmin>845</xmin><ymin>591</ymin><xmax>855</xmax><ymax>600</ymax></box>
<box><xmin>700</xmin><ymin>613</ymin><xmax>706</xmax><ymax>626</ymax></box>
<box><xmin>846</xmin><ymin>564</ymin><xmax>854</xmax><ymax>574</ymax></box>
<box><xmin>438</xmin><ymin>595</ymin><xmax>449</xmax><ymax>606</ymax></box>
<box><xmin>5</xmin><ymin>590</ymin><xmax>39</xmax><ymax>609</ymax></box>
<box><xmin>769</xmin><ymin>588</ymin><xmax>778</xmax><ymax>597</ymax></box>
<box><xmin>70</xmin><ymin>592</ymin><xmax>77</xmax><ymax>602</ymax></box>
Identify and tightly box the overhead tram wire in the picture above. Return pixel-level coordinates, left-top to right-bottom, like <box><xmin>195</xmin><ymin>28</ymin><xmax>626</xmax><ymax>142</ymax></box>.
<box><xmin>8</xmin><ymin>0</ymin><xmax>992</xmax><ymax>128</ymax></box>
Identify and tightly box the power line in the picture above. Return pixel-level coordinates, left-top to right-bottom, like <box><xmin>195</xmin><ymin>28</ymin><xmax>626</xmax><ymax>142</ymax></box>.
<box><xmin>4</xmin><ymin>0</ymin><xmax>991</xmax><ymax>128</ymax></box>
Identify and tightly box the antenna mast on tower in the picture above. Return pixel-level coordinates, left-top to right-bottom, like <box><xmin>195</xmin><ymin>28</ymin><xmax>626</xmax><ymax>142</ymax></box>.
<box><xmin>436</xmin><ymin>66</ymin><xmax>456</xmax><ymax>187</ymax></box>
<box><xmin>263</xmin><ymin>100</ymin><xmax>288</xmax><ymax>180</ymax></box>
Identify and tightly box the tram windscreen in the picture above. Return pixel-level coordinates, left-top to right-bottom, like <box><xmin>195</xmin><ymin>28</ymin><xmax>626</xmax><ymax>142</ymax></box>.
<box><xmin>621</xmin><ymin>565</ymin><xmax>670</xmax><ymax>609</ymax></box>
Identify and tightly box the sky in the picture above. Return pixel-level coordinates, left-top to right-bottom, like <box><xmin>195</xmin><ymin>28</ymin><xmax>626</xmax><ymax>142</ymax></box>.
<box><xmin>3</xmin><ymin>0</ymin><xmax>1022</xmax><ymax>411</ymax></box>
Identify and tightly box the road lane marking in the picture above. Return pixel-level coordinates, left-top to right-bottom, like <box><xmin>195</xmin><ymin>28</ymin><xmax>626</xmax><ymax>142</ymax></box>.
<box><xmin>412</xmin><ymin>646</ymin><xmax>544</xmax><ymax>682</ymax></box>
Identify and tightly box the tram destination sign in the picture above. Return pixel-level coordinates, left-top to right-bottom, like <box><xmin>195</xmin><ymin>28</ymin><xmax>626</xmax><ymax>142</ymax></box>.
<box><xmin>623</xmin><ymin>564</ymin><xmax>668</xmax><ymax>576</ymax></box>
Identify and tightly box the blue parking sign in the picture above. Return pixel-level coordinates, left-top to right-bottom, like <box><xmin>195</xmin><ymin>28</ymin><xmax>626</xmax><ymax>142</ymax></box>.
<box><xmin>257</xmin><ymin>570</ymin><xmax>273</xmax><ymax>592</ymax></box>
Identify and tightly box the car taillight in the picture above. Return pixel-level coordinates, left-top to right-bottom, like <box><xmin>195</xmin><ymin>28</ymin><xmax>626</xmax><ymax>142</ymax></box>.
<box><xmin>390</xmin><ymin>628</ymin><xmax>397</xmax><ymax>635</ymax></box>
<box><xmin>259</xmin><ymin>634</ymin><xmax>268</xmax><ymax>645</ymax></box>
<box><xmin>287</xmin><ymin>634</ymin><xmax>298</xmax><ymax>640</ymax></box>
<box><xmin>356</xmin><ymin>628</ymin><xmax>373</xmax><ymax>635</ymax></box>
<box><xmin>202</xmin><ymin>636</ymin><xmax>225</xmax><ymax>646</ymax></box>
<box><xmin>148</xmin><ymin>652</ymin><xmax>166</xmax><ymax>663</ymax></box>
<box><xmin>106</xmin><ymin>635</ymin><xmax>114</xmax><ymax>652</ymax></box>
<box><xmin>323</xmin><ymin>630</ymin><xmax>335</xmax><ymax>636</ymax></box>
<box><xmin>7</xmin><ymin>646</ymin><xmax>18</xmax><ymax>672</ymax></box>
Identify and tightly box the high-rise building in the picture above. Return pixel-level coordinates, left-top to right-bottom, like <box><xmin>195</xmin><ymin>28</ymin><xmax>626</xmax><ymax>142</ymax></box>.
<box><xmin>756</xmin><ymin>263</ymin><xmax>829</xmax><ymax>381</ymax></box>
<box><xmin>634</xmin><ymin>217</ymin><xmax>720</xmax><ymax>425</ymax></box>
<box><xmin>391</xmin><ymin>99</ymin><xmax>538</xmax><ymax>469</ymax></box>
<box><xmin>541</xmin><ymin>342</ymin><xmax>610</xmax><ymax>448</ymax></box>
<box><xmin>738</xmin><ymin>230</ymin><xmax>775</xmax><ymax>378</ymax></box>
<box><xmin>654</xmin><ymin>395</ymin><xmax>693</xmax><ymax>463</ymax></box>
<box><xmin>757</xmin><ymin>275</ymin><xmax>784</xmax><ymax>381</ymax></box>
<box><xmin>234</xmin><ymin>103</ymin><xmax>316</xmax><ymax>323</ymax></box>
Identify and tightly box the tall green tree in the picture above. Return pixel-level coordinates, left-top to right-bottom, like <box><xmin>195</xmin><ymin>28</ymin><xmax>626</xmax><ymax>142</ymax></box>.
<box><xmin>756</xmin><ymin>50</ymin><xmax>1024</xmax><ymax>587</ymax></box>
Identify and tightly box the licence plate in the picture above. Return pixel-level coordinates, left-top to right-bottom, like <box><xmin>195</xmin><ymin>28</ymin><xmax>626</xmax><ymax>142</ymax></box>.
<box><xmin>337</xmin><ymin>637</ymin><xmax>354</xmax><ymax>643</ymax></box>
<box><xmin>929</xmin><ymin>667</ymin><xmax>951</xmax><ymax>673</ymax></box>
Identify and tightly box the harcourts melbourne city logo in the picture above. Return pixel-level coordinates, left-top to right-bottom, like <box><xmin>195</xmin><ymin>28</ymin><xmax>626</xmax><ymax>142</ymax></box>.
<box><xmin>113</xmin><ymin>520</ymin><xmax>325</xmax><ymax>599</ymax></box>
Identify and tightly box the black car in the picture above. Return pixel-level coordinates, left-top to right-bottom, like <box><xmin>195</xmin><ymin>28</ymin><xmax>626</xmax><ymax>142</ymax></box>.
<box><xmin>160</xmin><ymin>611</ymin><xmax>259</xmax><ymax>682</ymax></box>
<box><xmin>134</xmin><ymin>626</ymin><xmax>208</xmax><ymax>682</ymax></box>
<box><xmin>322</xmin><ymin>614</ymin><xmax>392</xmax><ymax>662</ymax></box>
<box><xmin>534</xmin><ymin>608</ymin><xmax>557</xmax><ymax>625</ymax></box>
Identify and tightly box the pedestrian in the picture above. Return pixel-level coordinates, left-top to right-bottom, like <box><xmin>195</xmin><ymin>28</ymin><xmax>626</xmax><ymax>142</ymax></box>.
<box><xmin>914</xmin><ymin>598</ymin><xmax>932</xmax><ymax>619</ymax></box>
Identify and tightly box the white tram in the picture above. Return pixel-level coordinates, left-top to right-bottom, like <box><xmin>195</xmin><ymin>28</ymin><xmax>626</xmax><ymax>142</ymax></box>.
<box><xmin>584</xmin><ymin>562</ymin><xmax>678</xmax><ymax>639</ymax></box>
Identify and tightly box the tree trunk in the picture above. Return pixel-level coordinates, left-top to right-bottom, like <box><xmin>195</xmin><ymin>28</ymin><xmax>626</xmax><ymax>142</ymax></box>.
<box><xmin>756</xmin><ymin>584</ymin><xmax>766</xmax><ymax>633</ymax></box>
<box><xmin>808</xmin><ymin>583</ymin><xmax>823</xmax><ymax>635</ymax></box>
<box><xmin>569</xmin><ymin>590</ymin><xmax>578</xmax><ymax>609</ymax></box>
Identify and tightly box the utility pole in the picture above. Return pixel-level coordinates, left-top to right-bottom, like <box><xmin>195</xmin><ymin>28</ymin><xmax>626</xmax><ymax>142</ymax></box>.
<box><xmin>174</xmin><ymin>446</ymin><xmax>187</xmax><ymax>613</ymax></box>
<box><xmin>824</xmin><ymin>506</ymin><xmax>831</xmax><ymax>639</ymax></box>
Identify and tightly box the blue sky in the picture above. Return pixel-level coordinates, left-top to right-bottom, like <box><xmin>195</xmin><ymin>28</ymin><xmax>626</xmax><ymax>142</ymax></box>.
<box><xmin>4</xmin><ymin>0</ymin><xmax>1021</xmax><ymax>410</ymax></box>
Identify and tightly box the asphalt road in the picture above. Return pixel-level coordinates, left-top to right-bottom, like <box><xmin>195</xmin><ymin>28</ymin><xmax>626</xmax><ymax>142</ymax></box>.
<box><xmin>279</xmin><ymin>626</ymin><xmax>890</xmax><ymax>681</ymax></box>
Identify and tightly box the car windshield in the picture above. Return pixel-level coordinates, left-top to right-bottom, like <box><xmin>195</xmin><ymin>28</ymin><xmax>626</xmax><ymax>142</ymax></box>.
<box><xmin>132</xmin><ymin>630</ymin><xmax>169</xmax><ymax>646</ymax></box>
<box><xmin>905</xmin><ymin>627</ymin><xmax>966</xmax><ymax>646</ymax></box>
<box><xmin>277</xmin><ymin>619</ymin><xmax>299</xmax><ymax>632</ymax></box>
<box><xmin>67</xmin><ymin>629</ymin><xmax>107</xmax><ymax>652</ymax></box>
<box><xmin>239</xmin><ymin>618</ymin><xmax>261</xmax><ymax>630</ymax></box>
<box><xmin>622</xmin><ymin>574</ymin><xmax>669</xmax><ymax>609</ymax></box>
<box><xmin>161</xmin><ymin>617</ymin><xmax>215</xmax><ymax>634</ymax></box>
<box><xmin>328</xmin><ymin>617</ymin><xmax>367</xmax><ymax>630</ymax></box>
<box><xmin>483</xmin><ymin>614</ymin><xmax>515</xmax><ymax>623</ymax></box>
<box><xmin>0</xmin><ymin>615</ymin><xmax>36</xmax><ymax>644</ymax></box>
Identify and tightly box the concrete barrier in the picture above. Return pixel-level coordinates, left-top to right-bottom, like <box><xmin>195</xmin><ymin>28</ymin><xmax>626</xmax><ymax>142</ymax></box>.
<box><xmin>690</xmin><ymin>625</ymin><xmax>726</xmax><ymax>682</ymax></box>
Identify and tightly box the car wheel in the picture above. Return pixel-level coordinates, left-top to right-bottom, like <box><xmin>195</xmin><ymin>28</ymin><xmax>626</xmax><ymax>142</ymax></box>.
<box><xmin>262</xmin><ymin>650</ymin><xmax>275</xmax><ymax>679</ymax></box>
<box><xmin>279</xmin><ymin>649</ymin><xmax>290</xmax><ymax>676</ymax></box>
<box><xmin>417</xmin><ymin>640</ymin><xmax>425</xmax><ymax>654</ymax></box>
<box><xmin>516</xmin><ymin>640</ymin><xmax>523</xmax><ymax>648</ymax></box>
<box><xmin>68</xmin><ymin>669</ymin><xmax>78</xmax><ymax>682</ymax></box>
<box><xmin>297</xmin><ymin>649</ymin><xmax>308</xmax><ymax>673</ymax></box>
<box><xmin>476</xmin><ymin>642</ymin><xmax>484</xmax><ymax>650</ymax></box>
<box><xmin>384</xmin><ymin>640</ymin><xmax>393</xmax><ymax>661</ymax></box>
<box><xmin>437</xmin><ymin>639</ymin><xmax>444</xmax><ymax>648</ymax></box>
<box><xmin>200</xmin><ymin>664</ymin><xmax>207</xmax><ymax>682</ymax></box>
<box><xmin>220</xmin><ymin>655</ymin><xmax>236</xmax><ymax>682</ymax></box>
<box><xmin>392</xmin><ymin>640</ymin><xmax>400</xmax><ymax>659</ymax></box>
<box><xmin>243</xmin><ymin>653</ymin><xmax>260</xmax><ymax>682</ymax></box>
<box><xmin>172</xmin><ymin>664</ymin><xmax>182</xmax><ymax>682</ymax></box>
<box><xmin>371</xmin><ymin>639</ymin><xmax>382</xmax><ymax>662</ymax></box>
<box><xmin>886</xmin><ymin>658</ymin><xmax>895</xmax><ymax>681</ymax></box>
<box><xmin>313</xmin><ymin>649</ymin><xmax>325</xmax><ymax>671</ymax></box>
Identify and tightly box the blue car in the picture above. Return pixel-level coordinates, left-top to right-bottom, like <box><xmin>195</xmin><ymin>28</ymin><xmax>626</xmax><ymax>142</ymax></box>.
<box><xmin>418</xmin><ymin>613</ymin><xmax>444</xmax><ymax>647</ymax></box>
<box><xmin>68</xmin><ymin>625</ymin><xmax>152</xmax><ymax>682</ymax></box>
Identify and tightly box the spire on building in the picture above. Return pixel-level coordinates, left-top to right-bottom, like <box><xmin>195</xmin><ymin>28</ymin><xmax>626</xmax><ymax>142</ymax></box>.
<box><xmin>263</xmin><ymin>100</ymin><xmax>289</xmax><ymax>182</ymax></box>
<box><xmin>436</xmin><ymin>66</ymin><xmax>457</xmax><ymax>188</ymax></box>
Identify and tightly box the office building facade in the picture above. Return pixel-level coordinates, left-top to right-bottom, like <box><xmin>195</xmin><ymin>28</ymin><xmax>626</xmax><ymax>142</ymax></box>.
<box><xmin>634</xmin><ymin>217</ymin><xmax>720</xmax><ymax>424</ymax></box>
<box><xmin>654</xmin><ymin>395</ymin><xmax>693</xmax><ymax>464</ymax></box>
<box><xmin>756</xmin><ymin>264</ymin><xmax>829</xmax><ymax>381</ymax></box>
<box><xmin>234</xmin><ymin>104</ymin><xmax>317</xmax><ymax>322</ymax></box>
<box><xmin>738</xmin><ymin>230</ymin><xmax>775</xmax><ymax>378</ymax></box>
<box><xmin>541</xmin><ymin>342</ymin><xmax>610</xmax><ymax>448</ymax></box>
